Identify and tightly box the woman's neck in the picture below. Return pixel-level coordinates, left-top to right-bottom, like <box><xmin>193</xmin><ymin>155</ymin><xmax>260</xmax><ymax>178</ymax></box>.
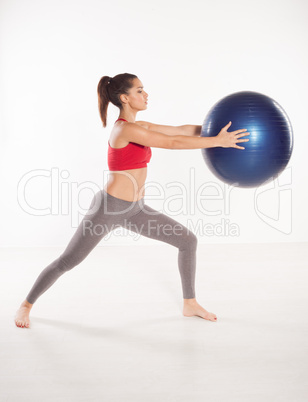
<box><xmin>118</xmin><ymin>110</ymin><xmax>137</xmax><ymax>123</ymax></box>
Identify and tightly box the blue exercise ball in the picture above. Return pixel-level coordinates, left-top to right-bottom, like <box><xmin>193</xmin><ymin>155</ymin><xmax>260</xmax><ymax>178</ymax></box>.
<box><xmin>201</xmin><ymin>91</ymin><xmax>294</xmax><ymax>188</ymax></box>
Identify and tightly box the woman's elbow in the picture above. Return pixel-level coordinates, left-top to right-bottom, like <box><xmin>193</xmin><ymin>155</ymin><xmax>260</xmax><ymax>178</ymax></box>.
<box><xmin>169</xmin><ymin>136</ymin><xmax>181</xmax><ymax>149</ymax></box>
<box><xmin>157</xmin><ymin>137</ymin><xmax>177</xmax><ymax>149</ymax></box>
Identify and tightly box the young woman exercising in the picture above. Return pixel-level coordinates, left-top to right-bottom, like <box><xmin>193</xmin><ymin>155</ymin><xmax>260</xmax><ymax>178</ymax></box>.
<box><xmin>15</xmin><ymin>73</ymin><xmax>249</xmax><ymax>328</ymax></box>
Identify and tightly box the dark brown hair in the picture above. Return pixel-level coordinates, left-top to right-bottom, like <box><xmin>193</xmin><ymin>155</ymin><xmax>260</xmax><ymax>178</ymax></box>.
<box><xmin>97</xmin><ymin>73</ymin><xmax>138</xmax><ymax>127</ymax></box>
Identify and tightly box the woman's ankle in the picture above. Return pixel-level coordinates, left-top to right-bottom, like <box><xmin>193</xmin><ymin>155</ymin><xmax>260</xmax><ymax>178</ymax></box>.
<box><xmin>21</xmin><ymin>299</ymin><xmax>33</xmax><ymax>309</ymax></box>
<box><xmin>184</xmin><ymin>297</ymin><xmax>197</xmax><ymax>305</ymax></box>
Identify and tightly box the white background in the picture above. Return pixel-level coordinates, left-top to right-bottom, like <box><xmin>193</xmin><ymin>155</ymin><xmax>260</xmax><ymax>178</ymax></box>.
<box><xmin>0</xmin><ymin>0</ymin><xmax>307</xmax><ymax>247</ymax></box>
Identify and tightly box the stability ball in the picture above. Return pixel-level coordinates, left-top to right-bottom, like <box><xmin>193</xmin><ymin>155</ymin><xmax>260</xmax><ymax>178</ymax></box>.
<box><xmin>201</xmin><ymin>91</ymin><xmax>294</xmax><ymax>188</ymax></box>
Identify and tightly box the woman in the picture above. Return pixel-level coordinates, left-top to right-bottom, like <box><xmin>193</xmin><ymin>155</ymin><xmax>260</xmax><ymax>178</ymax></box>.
<box><xmin>15</xmin><ymin>73</ymin><xmax>249</xmax><ymax>328</ymax></box>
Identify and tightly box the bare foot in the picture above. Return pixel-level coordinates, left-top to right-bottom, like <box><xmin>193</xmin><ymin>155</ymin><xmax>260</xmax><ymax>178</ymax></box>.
<box><xmin>15</xmin><ymin>300</ymin><xmax>33</xmax><ymax>328</ymax></box>
<box><xmin>183</xmin><ymin>298</ymin><xmax>217</xmax><ymax>322</ymax></box>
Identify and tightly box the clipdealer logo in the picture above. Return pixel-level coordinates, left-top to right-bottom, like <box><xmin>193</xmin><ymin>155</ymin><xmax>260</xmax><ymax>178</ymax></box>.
<box><xmin>16</xmin><ymin>166</ymin><xmax>293</xmax><ymax>237</ymax></box>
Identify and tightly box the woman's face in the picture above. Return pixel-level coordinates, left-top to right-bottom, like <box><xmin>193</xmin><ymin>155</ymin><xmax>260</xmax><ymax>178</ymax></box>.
<box><xmin>123</xmin><ymin>78</ymin><xmax>148</xmax><ymax>110</ymax></box>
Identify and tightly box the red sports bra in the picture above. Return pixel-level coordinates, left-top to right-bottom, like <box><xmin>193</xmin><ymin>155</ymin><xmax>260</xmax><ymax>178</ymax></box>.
<box><xmin>108</xmin><ymin>118</ymin><xmax>152</xmax><ymax>171</ymax></box>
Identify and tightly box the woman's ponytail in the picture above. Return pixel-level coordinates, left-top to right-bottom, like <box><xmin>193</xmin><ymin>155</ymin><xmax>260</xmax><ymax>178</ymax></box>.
<box><xmin>97</xmin><ymin>73</ymin><xmax>138</xmax><ymax>128</ymax></box>
<box><xmin>97</xmin><ymin>76</ymin><xmax>111</xmax><ymax>128</ymax></box>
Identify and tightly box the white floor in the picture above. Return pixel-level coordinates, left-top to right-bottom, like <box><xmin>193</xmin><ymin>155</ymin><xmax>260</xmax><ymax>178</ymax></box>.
<box><xmin>1</xmin><ymin>242</ymin><xmax>307</xmax><ymax>402</ymax></box>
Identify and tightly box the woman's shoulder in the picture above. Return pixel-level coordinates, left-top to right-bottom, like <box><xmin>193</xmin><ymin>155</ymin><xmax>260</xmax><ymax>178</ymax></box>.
<box><xmin>135</xmin><ymin>121</ymin><xmax>151</xmax><ymax>130</ymax></box>
<box><xmin>109</xmin><ymin>120</ymin><xmax>148</xmax><ymax>147</ymax></box>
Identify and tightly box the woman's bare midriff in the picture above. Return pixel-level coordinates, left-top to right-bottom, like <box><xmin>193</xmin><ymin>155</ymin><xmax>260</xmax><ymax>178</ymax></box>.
<box><xmin>104</xmin><ymin>167</ymin><xmax>148</xmax><ymax>202</ymax></box>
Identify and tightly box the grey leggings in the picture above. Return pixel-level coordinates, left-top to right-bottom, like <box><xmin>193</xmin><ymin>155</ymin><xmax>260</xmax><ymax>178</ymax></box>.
<box><xmin>26</xmin><ymin>190</ymin><xmax>197</xmax><ymax>304</ymax></box>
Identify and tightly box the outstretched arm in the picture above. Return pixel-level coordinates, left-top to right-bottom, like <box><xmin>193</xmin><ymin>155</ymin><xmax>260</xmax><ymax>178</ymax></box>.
<box><xmin>121</xmin><ymin>121</ymin><xmax>249</xmax><ymax>150</ymax></box>
<box><xmin>136</xmin><ymin>121</ymin><xmax>201</xmax><ymax>137</ymax></box>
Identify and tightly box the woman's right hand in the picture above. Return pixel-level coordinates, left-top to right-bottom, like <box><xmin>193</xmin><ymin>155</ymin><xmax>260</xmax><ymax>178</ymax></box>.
<box><xmin>216</xmin><ymin>121</ymin><xmax>250</xmax><ymax>150</ymax></box>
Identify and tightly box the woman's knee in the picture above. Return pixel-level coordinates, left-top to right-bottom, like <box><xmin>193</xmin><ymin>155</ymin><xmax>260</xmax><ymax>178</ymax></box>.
<box><xmin>189</xmin><ymin>231</ymin><xmax>198</xmax><ymax>248</ymax></box>
<box><xmin>57</xmin><ymin>253</ymin><xmax>83</xmax><ymax>272</ymax></box>
<box><xmin>180</xmin><ymin>230</ymin><xmax>198</xmax><ymax>251</ymax></box>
